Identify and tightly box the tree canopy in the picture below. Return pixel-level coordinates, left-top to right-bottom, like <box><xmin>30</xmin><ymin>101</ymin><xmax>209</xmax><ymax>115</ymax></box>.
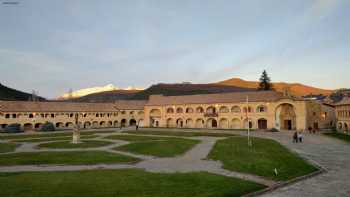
<box><xmin>258</xmin><ymin>70</ymin><xmax>273</xmax><ymax>91</ymax></box>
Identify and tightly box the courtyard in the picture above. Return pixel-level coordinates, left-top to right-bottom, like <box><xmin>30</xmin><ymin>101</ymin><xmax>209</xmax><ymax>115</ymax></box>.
<box><xmin>0</xmin><ymin>128</ymin><xmax>348</xmax><ymax>196</ymax></box>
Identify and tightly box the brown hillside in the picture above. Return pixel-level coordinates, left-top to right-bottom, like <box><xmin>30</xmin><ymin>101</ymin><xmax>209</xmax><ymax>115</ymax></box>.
<box><xmin>217</xmin><ymin>78</ymin><xmax>333</xmax><ymax>96</ymax></box>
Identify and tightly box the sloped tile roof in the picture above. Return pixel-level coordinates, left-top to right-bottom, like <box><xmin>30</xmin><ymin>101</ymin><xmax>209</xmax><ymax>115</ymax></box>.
<box><xmin>335</xmin><ymin>97</ymin><xmax>350</xmax><ymax>106</ymax></box>
<box><xmin>0</xmin><ymin>100</ymin><xmax>146</xmax><ymax>112</ymax></box>
<box><xmin>146</xmin><ymin>91</ymin><xmax>291</xmax><ymax>106</ymax></box>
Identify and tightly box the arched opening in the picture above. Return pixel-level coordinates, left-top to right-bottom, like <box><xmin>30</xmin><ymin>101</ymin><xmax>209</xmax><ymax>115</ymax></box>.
<box><xmin>129</xmin><ymin>119</ymin><xmax>137</xmax><ymax>126</ymax></box>
<box><xmin>219</xmin><ymin>118</ymin><xmax>229</xmax><ymax>129</ymax></box>
<box><xmin>196</xmin><ymin>107</ymin><xmax>204</xmax><ymax>113</ymax></box>
<box><xmin>206</xmin><ymin>118</ymin><xmax>217</xmax><ymax>128</ymax></box>
<box><xmin>275</xmin><ymin>103</ymin><xmax>296</xmax><ymax>130</ymax></box>
<box><xmin>149</xmin><ymin>109</ymin><xmax>161</xmax><ymax>127</ymax></box>
<box><xmin>138</xmin><ymin>119</ymin><xmax>144</xmax><ymax>127</ymax></box>
<box><xmin>100</xmin><ymin>121</ymin><xmax>106</xmax><ymax>127</ymax></box>
<box><xmin>166</xmin><ymin>118</ymin><xmax>174</xmax><ymax>128</ymax></box>
<box><xmin>345</xmin><ymin>123</ymin><xmax>348</xmax><ymax>131</ymax></box>
<box><xmin>65</xmin><ymin>122</ymin><xmax>74</xmax><ymax>128</ymax></box>
<box><xmin>186</xmin><ymin>107</ymin><xmax>194</xmax><ymax>113</ymax></box>
<box><xmin>257</xmin><ymin>105</ymin><xmax>267</xmax><ymax>113</ymax></box>
<box><xmin>176</xmin><ymin>118</ymin><xmax>184</xmax><ymax>128</ymax></box>
<box><xmin>55</xmin><ymin>122</ymin><xmax>64</xmax><ymax>128</ymax></box>
<box><xmin>167</xmin><ymin>108</ymin><xmax>174</xmax><ymax>113</ymax></box>
<box><xmin>176</xmin><ymin>107</ymin><xmax>183</xmax><ymax>113</ymax></box>
<box><xmin>231</xmin><ymin>106</ymin><xmax>241</xmax><ymax>113</ymax></box>
<box><xmin>195</xmin><ymin>119</ymin><xmax>204</xmax><ymax>128</ymax></box>
<box><xmin>84</xmin><ymin>122</ymin><xmax>91</xmax><ymax>129</ymax></box>
<box><xmin>113</xmin><ymin>120</ymin><xmax>119</xmax><ymax>127</ymax></box>
<box><xmin>107</xmin><ymin>121</ymin><xmax>113</xmax><ymax>127</ymax></box>
<box><xmin>258</xmin><ymin>119</ymin><xmax>268</xmax><ymax>130</ymax></box>
<box><xmin>219</xmin><ymin>106</ymin><xmax>229</xmax><ymax>113</ymax></box>
<box><xmin>92</xmin><ymin>121</ymin><xmax>99</xmax><ymax>128</ymax></box>
<box><xmin>23</xmin><ymin>123</ymin><xmax>33</xmax><ymax>132</ymax></box>
<box><xmin>244</xmin><ymin>119</ymin><xmax>253</xmax><ymax>129</ymax></box>
<box><xmin>186</xmin><ymin>118</ymin><xmax>193</xmax><ymax>128</ymax></box>
<box><xmin>121</xmin><ymin>119</ymin><xmax>127</xmax><ymax>127</ymax></box>
<box><xmin>0</xmin><ymin>124</ymin><xmax>8</xmax><ymax>130</ymax></box>
<box><xmin>34</xmin><ymin>123</ymin><xmax>43</xmax><ymax>130</ymax></box>
<box><xmin>231</xmin><ymin>118</ymin><xmax>241</xmax><ymax>129</ymax></box>
<box><xmin>206</xmin><ymin>106</ymin><xmax>216</xmax><ymax>114</ymax></box>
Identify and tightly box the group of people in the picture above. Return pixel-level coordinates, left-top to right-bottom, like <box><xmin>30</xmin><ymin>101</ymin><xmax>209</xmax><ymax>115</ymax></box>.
<box><xmin>293</xmin><ymin>131</ymin><xmax>303</xmax><ymax>143</ymax></box>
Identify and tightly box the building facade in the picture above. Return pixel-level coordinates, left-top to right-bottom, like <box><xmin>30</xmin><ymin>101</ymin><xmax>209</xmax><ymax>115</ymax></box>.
<box><xmin>0</xmin><ymin>91</ymin><xmax>335</xmax><ymax>132</ymax></box>
<box><xmin>144</xmin><ymin>91</ymin><xmax>335</xmax><ymax>131</ymax></box>
<box><xmin>0</xmin><ymin>100</ymin><xmax>146</xmax><ymax>132</ymax></box>
<box><xmin>335</xmin><ymin>97</ymin><xmax>350</xmax><ymax>133</ymax></box>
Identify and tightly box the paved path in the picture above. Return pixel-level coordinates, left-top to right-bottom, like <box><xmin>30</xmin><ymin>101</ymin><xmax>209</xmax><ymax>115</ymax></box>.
<box><xmin>228</xmin><ymin>131</ymin><xmax>350</xmax><ymax>197</ymax></box>
<box><xmin>0</xmin><ymin>134</ymin><xmax>276</xmax><ymax>186</ymax></box>
<box><xmin>1</xmin><ymin>129</ymin><xmax>349</xmax><ymax>196</ymax></box>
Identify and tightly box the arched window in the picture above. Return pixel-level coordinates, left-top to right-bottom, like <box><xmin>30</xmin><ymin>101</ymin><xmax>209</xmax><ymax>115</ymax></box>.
<box><xmin>167</xmin><ymin>108</ymin><xmax>174</xmax><ymax>113</ymax></box>
<box><xmin>186</xmin><ymin>107</ymin><xmax>194</xmax><ymax>113</ymax></box>
<box><xmin>206</xmin><ymin>106</ymin><xmax>216</xmax><ymax>114</ymax></box>
<box><xmin>196</xmin><ymin>107</ymin><xmax>204</xmax><ymax>113</ymax></box>
<box><xmin>176</xmin><ymin>107</ymin><xmax>183</xmax><ymax>113</ymax></box>
<box><xmin>231</xmin><ymin>106</ymin><xmax>241</xmax><ymax>113</ymax></box>
<box><xmin>257</xmin><ymin>105</ymin><xmax>267</xmax><ymax>113</ymax></box>
<box><xmin>219</xmin><ymin>106</ymin><xmax>229</xmax><ymax>113</ymax></box>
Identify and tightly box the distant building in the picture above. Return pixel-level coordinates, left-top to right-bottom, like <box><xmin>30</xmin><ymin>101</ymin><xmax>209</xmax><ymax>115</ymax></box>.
<box><xmin>0</xmin><ymin>91</ymin><xmax>335</xmax><ymax>132</ymax></box>
<box><xmin>335</xmin><ymin>97</ymin><xmax>350</xmax><ymax>133</ymax></box>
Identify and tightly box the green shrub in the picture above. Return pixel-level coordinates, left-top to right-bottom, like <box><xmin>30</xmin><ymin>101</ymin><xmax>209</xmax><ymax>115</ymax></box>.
<box><xmin>41</xmin><ymin>122</ymin><xmax>55</xmax><ymax>132</ymax></box>
<box><xmin>4</xmin><ymin>124</ymin><xmax>23</xmax><ymax>133</ymax></box>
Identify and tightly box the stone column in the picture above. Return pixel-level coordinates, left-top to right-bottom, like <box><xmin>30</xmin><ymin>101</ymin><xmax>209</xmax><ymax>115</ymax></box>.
<box><xmin>72</xmin><ymin>113</ymin><xmax>80</xmax><ymax>144</ymax></box>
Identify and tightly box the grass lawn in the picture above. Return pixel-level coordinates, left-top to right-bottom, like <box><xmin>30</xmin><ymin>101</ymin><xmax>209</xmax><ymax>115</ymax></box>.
<box><xmin>324</xmin><ymin>132</ymin><xmax>350</xmax><ymax>143</ymax></box>
<box><xmin>12</xmin><ymin>135</ymin><xmax>99</xmax><ymax>143</ymax></box>
<box><xmin>208</xmin><ymin>137</ymin><xmax>318</xmax><ymax>181</ymax></box>
<box><xmin>124</xmin><ymin>129</ymin><xmax>236</xmax><ymax>137</ymax></box>
<box><xmin>0</xmin><ymin>151</ymin><xmax>139</xmax><ymax>166</ymax></box>
<box><xmin>37</xmin><ymin>140</ymin><xmax>114</xmax><ymax>149</ymax></box>
<box><xmin>0</xmin><ymin>143</ymin><xmax>18</xmax><ymax>153</ymax></box>
<box><xmin>0</xmin><ymin>169</ymin><xmax>266</xmax><ymax>197</ymax></box>
<box><xmin>0</xmin><ymin>130</ymin><xmax>116</xmax><ymax>140</ymax></box>
<box><xmin>113</xmin><ymin>136</ymin><xmax>199</xmax><ymax>157</ymax></box>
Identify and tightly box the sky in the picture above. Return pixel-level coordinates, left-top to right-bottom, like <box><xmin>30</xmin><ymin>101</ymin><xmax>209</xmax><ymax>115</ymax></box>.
<box><xmin>0</xmin><ymin>0</ymin><xmax>349</xmax><ymax>98</ymax></box>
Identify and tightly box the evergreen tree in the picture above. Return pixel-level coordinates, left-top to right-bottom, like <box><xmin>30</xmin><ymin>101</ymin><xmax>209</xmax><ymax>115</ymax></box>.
<box><xmin>258</xmin><ymin>70</ymin><xmax>273</xmax><ymax>91</ymax></box>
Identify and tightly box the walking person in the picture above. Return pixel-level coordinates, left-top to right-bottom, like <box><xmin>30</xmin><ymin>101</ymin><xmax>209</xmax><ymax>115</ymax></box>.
<box><xmin>293</xmin><ymin>132</ymin><xmax>298</xmax><ymax>143</ymax></box>
<box><xmin>298</xmin><ymin>132</ymin><xmax>303</xmax><ymax>143</ymax></box>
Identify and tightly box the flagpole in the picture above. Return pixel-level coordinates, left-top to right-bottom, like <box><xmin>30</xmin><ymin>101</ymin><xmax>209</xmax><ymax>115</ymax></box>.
<box><xmin>246</xmin><ymin>96</ymin><xmax>251</xmax><ymax>147</ymax></box>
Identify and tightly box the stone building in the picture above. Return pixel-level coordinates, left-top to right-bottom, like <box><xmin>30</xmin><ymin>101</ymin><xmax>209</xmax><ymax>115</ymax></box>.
<box><xmin>335</xmin><ymin>97</ymin><xmax>350</xmax><ymax>133</ymax></box>
<box><xmin>0</xmin><ymin>91</ymin><xmax>335</xmax><ymax>132</ymax></box>
<box><xmin>144</xmin><ymin>91</ymin><xmax>335</xmax><ymax>131</ymax></box>
<box><xmin>0</xmin><ymin>100</ymin><xmax>146</xmax><ymax>132</ymax></box>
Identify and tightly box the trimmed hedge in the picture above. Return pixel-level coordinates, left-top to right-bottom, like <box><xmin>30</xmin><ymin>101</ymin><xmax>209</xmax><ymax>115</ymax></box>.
<box><xmin>41</xmin><ymin>122</ymin><xmax>55</xmax><ymax>132</ymax></box>
<box><xmin>4</xmin><ymin>124</ymin><xmax>23</xmax><ymax>133</ymax></box>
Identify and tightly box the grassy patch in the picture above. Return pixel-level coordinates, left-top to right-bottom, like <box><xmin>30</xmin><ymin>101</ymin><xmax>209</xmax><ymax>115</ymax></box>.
<box><xmin>124</xmin><ymin>130</ymin><xmax>236</xmax><ymax>137</ymax></box>
<box><xmin>0</xmin><ymin>151</ymin><xmax>139</xmax><ymax>166</ymax></box>
<box><xmin>0</xmin><ymin>143</ymin><xmax>18</xmax><ymax>153</ymax></box>
<box><xmin>12</xmin><ymin>135</ymin><xmax>99</xmax><ymax>143</ymax></box>
<box><xmin>0</xmin><ymin>130</ymin><xmax>116</xmax><ymax>140</ymax></box>
<box><xmin>324</xmin><ymin>132</ymin><xmax>350</xmax><ymax>143</ymax></box>
<box><xmin>115</xmin><ymin>138</ymin><xmax>199</xmax><ymax>157</ymax></box>
<box><xmin>0</xmin><ymin>169</ymin><xmax>265</xmax><ymax>197</ymax></box>
<box><xmin>37</xmin><ymin>140</ymin><xmax>114</xmax><ymax>149</ymax></box>
<box><xmin>208</xmin><ymin>137</ymin><xmax>318</xmax><ymax>181</ymax></box>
